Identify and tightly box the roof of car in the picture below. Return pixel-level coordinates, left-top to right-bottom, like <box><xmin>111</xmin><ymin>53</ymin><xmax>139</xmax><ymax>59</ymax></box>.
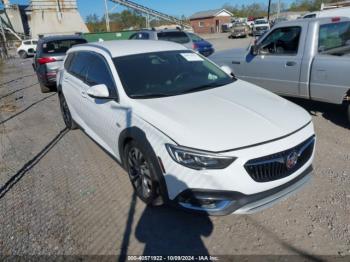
<box><xmin>70</xmin><ymin>40</ymin><xmax>188</xmax><ymax>58</ymax></box>
<box><xmin>39</xmin><ymin>34</ymin><xmax>85</xmax><ymax>42</ymax></box>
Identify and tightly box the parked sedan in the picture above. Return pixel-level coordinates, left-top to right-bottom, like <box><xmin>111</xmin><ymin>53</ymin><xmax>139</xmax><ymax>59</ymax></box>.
<box><xmin>33</xmin><ymin>35</ymin><xmax>87</xmax><ymax>93</ymax></box>
<box><xmin>57</xmin><ymin>40</ymin><xmax>315</xmax><ymax>215</ymax></box>
<box><xmin>129</xmin><ymin>29</ymin><xmax>215</xmax><ymax>57</ymax></box>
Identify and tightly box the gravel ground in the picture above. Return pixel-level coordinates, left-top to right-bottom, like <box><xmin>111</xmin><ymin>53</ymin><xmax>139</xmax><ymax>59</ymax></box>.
<box><xmin>0</xmin><ymin>37</ymin><xmax>349</xmax><ymax>259</ymax></box>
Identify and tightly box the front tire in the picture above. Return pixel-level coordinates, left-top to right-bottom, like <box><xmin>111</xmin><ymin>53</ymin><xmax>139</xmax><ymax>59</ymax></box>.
<box><xmin>124</xmin><ymin>140</ymin><xmax>163</xmax><ymax>206</ymax></box>
<box><xmin>59</xmin><ymin>93</ymin><xmax>77</xmax><ymax>130</ymax></box>
<box><xmin>18</xmin><ymin>50</ymin><xmax>27</xmax><ymax>59</ymax></box>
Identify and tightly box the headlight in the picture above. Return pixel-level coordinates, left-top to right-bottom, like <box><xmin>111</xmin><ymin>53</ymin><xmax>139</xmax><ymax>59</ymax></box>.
<box><xmin>166</xmin><ymin>144</ymin><xmax>236</xmax><ymax>170</ymax></box>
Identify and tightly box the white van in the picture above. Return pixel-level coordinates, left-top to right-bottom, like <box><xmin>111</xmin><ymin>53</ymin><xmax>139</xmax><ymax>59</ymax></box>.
<box><xmin>303</xmin><ymin>6</ymin><xmax>350</xmax><ymax>19</ymax></box>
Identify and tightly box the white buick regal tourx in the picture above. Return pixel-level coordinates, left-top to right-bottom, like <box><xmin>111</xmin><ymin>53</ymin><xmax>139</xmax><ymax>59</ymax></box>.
<box><xmin>57</xmin><ymin>40</ymin><xmax>315</xmax><ymax>215</ymax></box>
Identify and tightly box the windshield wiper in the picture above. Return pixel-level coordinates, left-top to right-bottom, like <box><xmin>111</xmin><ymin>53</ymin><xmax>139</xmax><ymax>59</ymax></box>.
<box><xmin>129</xmin><ymin>93</ymin><xmax>171</xmax><ymax>99</ymax></box>
<box><xmin>177</xmin><ymin>82</ymin><xmax>228</xmax><ymax>95</ymax></box>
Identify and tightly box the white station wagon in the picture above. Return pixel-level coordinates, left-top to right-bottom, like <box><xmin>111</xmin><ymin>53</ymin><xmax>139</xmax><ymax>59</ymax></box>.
<box><xmin>57</xmin><ymin>40</ymin><xmax>315</xmax><ymax>215</ymax></box>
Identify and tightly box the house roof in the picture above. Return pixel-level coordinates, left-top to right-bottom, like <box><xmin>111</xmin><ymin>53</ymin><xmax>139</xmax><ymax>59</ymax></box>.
<box><xmin>190</xmin><ymin>9</ymin><xmax>233</xmax><ymax>20</ymax></box>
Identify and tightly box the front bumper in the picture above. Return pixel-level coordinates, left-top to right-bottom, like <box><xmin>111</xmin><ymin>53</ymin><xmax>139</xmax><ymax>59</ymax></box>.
<box><xmin>231</xmin><ymin>32</ymin><xmax>247</xmax><ymax>37</ymax></box>
<box><xmin>198</xmin><ymin>48</ymin><xmax>214</xmax><ymax>57</ymax></box>
<box><xmin>174</xmin><ymin>165</ymin><xmax>313</xmax><ymax>216</ymax></box>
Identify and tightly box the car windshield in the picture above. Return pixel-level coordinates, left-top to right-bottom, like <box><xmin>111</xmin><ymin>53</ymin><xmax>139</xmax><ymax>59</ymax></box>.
<box><xmin>318</xmin><ymin>21</ymin><xmax>350</xmax><ymax>56</ymax></box>
<box><xmin>233</xmin><ymin>23</ymin><xmax>246</xmax><ymax>27</ymax></box>
<box><xmin>188</xmin><ymin>33</ymin><xmax>204</xmax><ymax>42</ymax></box>
<box><xmin>43</xmin><ymin>39</ymin><xmax>87</xmax><ymax>54</ymax></box>
<box><xmin>255</xmin><ymin>20</ymin><xmax>267</xmax><ymax>25</ymax></box>
<box><xmin>113</xmin><ymin>51</ymin><xmax>235</xmax><ymax>99</ymax></box>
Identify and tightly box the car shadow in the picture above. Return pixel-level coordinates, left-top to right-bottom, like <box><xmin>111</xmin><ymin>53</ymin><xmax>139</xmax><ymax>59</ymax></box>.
<box><xmin>246</xmin><ymin>217</ymin><xmax>324</xmax><ymax>262</ymax></box>
<box><xmin>286</xmin><ymin>97</ymin><xmax>349</xmax><ymax>129</ymax></box>
<box><xmin>119</xmin><ymin>176</ymin><xmax>213</xmax><ymax>261</ymax></box>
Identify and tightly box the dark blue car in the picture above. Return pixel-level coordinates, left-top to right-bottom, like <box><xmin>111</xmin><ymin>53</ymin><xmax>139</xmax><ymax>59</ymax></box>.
<box><xmin>187</xmin><ymin>32</ymin><xmax>215</xmax><ymax>57</ymax></box>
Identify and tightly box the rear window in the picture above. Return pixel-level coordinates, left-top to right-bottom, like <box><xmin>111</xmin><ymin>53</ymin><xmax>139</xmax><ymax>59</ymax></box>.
<box><xmin>157</xmin><ymin>31</ymin><xmax>190</xmax><ymax>44</ymax></box>
<box><xmin>43</xmin><ymin>39</ymin><xmax>87</xmax><ymax>54</ymax></box>
<box><xmin>318</xmin><ymin>21</ymin><xmax>350</xmax><ymax>54</ymax></box>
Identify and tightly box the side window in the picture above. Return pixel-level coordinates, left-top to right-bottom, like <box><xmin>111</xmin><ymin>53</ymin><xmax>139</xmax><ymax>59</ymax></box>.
<box><xmin>64</xmin><ymin>53</ymin><xmax>75</xmax><ymax>70</ymax></box>
<box><xmin>23</xmin><ymin>41</ymin><xmax>31</xmax><ymax>45</ymax></box>
<box><xmin>86</xmin><ymin>53</ymin><xmax>116</xmax><ymax>94</ymax></box>
<box><xmin>260</xmin><ymin>27</ymin><xmax>301</xmax><ymax>55</ymax></box>
<box><xmin>32</xmin><ymin>41</ymin><xmax>38</xmax><ymax>45</ymax></box>
<box><xmin>304</xmin><ymin>14</ymin><xmax>316</xmax><ymax>19</ymax></box>
<box><xmin>68</xmin><ymin>52</ymin><xmax>90</xmax><ymax>81</ymax></box>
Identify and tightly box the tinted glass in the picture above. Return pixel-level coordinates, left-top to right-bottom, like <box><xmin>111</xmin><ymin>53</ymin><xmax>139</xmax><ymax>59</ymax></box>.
<box><xmin>23</xmin><ymin>41</ymin><xmax>31</xmax><ymax>45</ymax></box>
<box><xmin>64</xmin><ymin>53</ymin><xmax>75</xmax><ymax>70</ymax></box>
<box><xmin>113</xmin><ymin>51</ymin><xmax>234</xmax><ymax>99</ymax></box>
<box><xmin>318</xmin><ymin>21</ymin><xmax>350</xmax><ymax>55</ymax></box>
<box><xmin>32</xmin><ymin>41</ymin><xmax>38</xmax><ymax>45</ymax></box>
<box><xmin>86</xmin><ymin>53</ymin><xmax>116</xmax><ymax>92</ymax></box>
<box><xmin>260</xmin><ymin>27</ymin><xmax>301</xmax><ymax>55</ymax></box>
<box><xmin>68</xmin><ymin>52</ymin><xmax>90</xmax><ymax>80</ymax></box>
<box><xmin>255</xmin><ymin>20</ymin><xmax>267</xmax><ymax>25</ymax></box>
<box><xmin>43</xmin><ymin>39</ymin><xmax>87</xmax><ymax>54</ymax></box>
<box><xmin>188</xmin><ymin>33</ymin><xmax>203</xmax><ymax>42</ymax></box>
<box><xmin>157</xmin><ymin>31</ymin><xmax>190</xmax><ymax>44</ymax></box>
<box><xmin>304</xmin><ymin>14</ymin><xmax>316</xmax><ymax>18</ymax></box>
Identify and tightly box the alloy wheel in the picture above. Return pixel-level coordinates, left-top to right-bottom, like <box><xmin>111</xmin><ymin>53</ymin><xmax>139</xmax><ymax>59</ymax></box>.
<box><xmin>127</xmin><ymin>147</ymin><xmax>153</xmax><ymax>199</ymax></box>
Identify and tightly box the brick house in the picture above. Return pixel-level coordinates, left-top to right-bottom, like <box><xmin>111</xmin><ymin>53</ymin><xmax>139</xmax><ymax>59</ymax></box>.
<box><xmin>190</xmin><ymin>9</ymin><xmax>233</xmax><ymax>34</ymax></box>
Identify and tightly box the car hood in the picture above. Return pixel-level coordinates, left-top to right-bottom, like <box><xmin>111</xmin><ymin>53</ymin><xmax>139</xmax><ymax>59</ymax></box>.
<box><xmin>131</xmin><ymin>80</ymin><xmax>311</xmax><ymax>152</ymax></box>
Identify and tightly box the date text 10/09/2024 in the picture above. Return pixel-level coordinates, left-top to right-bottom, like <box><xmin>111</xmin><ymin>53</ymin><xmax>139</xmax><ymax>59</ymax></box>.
<box><xmin>127</xmin><ymin>256</ymin><xmax>219</xmax><ymax>261</ymax></box>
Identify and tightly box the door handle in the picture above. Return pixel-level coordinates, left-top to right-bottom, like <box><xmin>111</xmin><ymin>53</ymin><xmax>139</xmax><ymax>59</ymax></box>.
<box><xmin>286</xmin><ymin>61</ymin><xmax>297</xmax><ymax>67</ymax></box>
<box><xmin>81</xmin><ymin>90</ymin><xmax>87</xmax><ymax>98</ymax></box>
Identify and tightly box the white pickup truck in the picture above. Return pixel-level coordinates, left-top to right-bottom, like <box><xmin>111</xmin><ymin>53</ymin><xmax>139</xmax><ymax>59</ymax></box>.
<box><xmin>211</xmin><ymin>17</ymin><xmax>350</xmax><ymax>122</ymax></box>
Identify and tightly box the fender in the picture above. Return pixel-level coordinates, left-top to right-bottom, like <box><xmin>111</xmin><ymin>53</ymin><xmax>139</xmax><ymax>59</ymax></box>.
<box><xmin>118</xmin><ymin>126</ymin><xmax>169</xmax><ymax>202</ymax></box>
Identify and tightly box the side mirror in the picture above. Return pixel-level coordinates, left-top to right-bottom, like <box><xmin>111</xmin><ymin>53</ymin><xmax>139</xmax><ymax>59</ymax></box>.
<box><xmin>250</xmin><ymin>45</ymin><xmax>259</xmax><ymax>56</ymax></box>
<box><xmin>87</xmin><ymin>84</ymin><xmax>110</xmax><ymax>99</ymax></box>
<box><xmin>220</xmin><ymin>65</ymin><xmax>235</xmax><ymax>78</ymax></box>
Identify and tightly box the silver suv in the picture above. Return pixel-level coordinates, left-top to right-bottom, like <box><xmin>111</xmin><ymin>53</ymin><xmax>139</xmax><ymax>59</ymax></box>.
<box><xmin>33</xmin><ymin>35</ymin><xmax>87</xmax><ymax>93</ymax></box>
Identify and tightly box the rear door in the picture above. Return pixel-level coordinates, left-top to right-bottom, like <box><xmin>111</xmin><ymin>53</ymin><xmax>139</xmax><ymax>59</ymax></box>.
<box><xmin>62</xmin><ymin>51</ymin><xmax>90</xmax><ymax>128</ymax></box>
<box><xmin>240</xmin><ymin>25</ymin><xmax>305</xmax><ymax>96</ymax></box>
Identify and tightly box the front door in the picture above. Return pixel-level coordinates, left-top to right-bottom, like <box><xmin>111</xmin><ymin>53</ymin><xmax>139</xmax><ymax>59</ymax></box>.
<box><xmin>240</xmin><ymin>26</ymin><xmax>303</xmax><ymax>97</ymax></box>
<box><xmin>80</xmin><ymin>52</ymin><xmax>125</xmax><ymax>158</ymax></box>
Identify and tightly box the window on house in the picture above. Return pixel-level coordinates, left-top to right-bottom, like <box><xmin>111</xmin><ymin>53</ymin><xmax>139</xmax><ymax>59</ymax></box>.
<box><xmin>199</xmin><ymin>21</ymin><xmax>205</xmax><ymax>27</ymax></box>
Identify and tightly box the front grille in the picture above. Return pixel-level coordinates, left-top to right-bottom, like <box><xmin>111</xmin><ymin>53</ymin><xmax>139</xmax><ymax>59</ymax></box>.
<box><xmin>256</xmin><ymin>26</ymin><xmax>268</xmax><ymax>31</ymax></box>
<box><xmin>244</xmin><ymin>136</ymin><xmax>315</xmax><ymax>183</ymax></box>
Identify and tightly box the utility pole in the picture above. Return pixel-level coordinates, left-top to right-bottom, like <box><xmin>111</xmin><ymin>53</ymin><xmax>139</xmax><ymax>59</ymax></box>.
<box><xmin>104</xmin><ymin>0</ymin><xmax>110</xmax><ymax>32</ymax></box>
<box><xmin>267</xmin><ymin>0</ymin><xmax>272</xmax><ymax>22</ymax></box>
<box><xmin>0</xmin><ymin>16</ymin><xmax>8</xmax><ymax>59</ymax></box>
<box><xmin>277</xmin><ymin>0</ymin><xmax>281</xmax><ymax>19</ymax></box>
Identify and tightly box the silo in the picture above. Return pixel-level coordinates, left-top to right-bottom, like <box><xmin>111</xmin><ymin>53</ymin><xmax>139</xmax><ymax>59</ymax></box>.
<box><xmin>26</xmin><ymin>0</ymin><xmax>89</xmax><ymax>38</ymax></box>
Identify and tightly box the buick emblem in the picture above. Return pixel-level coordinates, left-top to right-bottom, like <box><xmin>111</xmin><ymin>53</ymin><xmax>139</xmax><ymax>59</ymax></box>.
<box><xmin>286</xmin><ymin>151</ymin><xmax>298</xmax><ymax>169</ymax></box>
